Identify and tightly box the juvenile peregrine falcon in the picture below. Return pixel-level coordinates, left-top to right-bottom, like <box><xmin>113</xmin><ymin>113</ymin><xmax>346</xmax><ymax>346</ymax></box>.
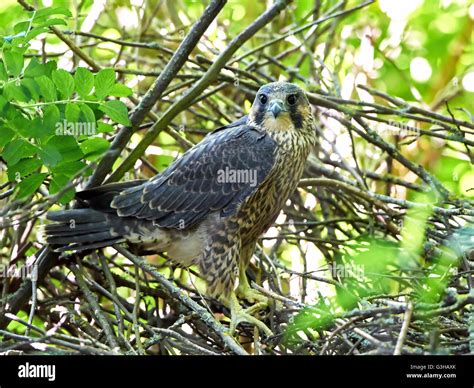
<box><xmin>44</xmin><ymin>82</ymin><xmax>316</xmax><ymax>335</ymax></box>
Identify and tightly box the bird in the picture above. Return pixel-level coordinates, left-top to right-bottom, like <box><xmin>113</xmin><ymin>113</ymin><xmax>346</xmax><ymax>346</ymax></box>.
<box><xmin>43</xmin><ymin>81</ymin><xmax>317</xmax><ymax>335</ymax></box>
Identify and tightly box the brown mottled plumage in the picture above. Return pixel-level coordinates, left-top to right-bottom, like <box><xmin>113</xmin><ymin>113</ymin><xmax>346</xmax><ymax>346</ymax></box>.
<box><xmin>44</xmin><ymin>82</ymin><xmax>316</xmax><ymax>331</ymax></box>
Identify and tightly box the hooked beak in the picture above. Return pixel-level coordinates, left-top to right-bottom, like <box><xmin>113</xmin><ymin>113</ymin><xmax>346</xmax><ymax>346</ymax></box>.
<box><xmin>268</xmin><ymin>99</ymin><xmax>285</xmax><ymax>118</ymax></box>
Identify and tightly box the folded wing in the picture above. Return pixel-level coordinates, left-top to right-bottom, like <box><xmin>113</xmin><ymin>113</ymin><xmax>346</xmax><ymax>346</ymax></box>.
<box><xmin>108</xmin><ymin>121</ymin><xmax>277</xmax><ymax>229</ymax></box>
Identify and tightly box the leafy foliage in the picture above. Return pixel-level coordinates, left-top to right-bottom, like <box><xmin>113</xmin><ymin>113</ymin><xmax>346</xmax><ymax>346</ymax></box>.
<box><xmin>0</xmin><ymin>0</ymin><xmax>472</xmax><ymax>356</ymax></box>
<box><xmin>0</xmin><ymin>6</ymin><xmax>131</xmax><ymax>201</ymax></box>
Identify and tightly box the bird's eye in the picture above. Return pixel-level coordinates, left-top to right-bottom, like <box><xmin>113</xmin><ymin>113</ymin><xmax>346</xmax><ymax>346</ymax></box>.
<box><xmin>259</xmin><ymin>94</ymin><xmax>268</xmax><ymax>104</ymax></box>
<box><xmin>287</xmin><ymin>94</ymin><xmax>297</xmax><ymax>105</ymax></box>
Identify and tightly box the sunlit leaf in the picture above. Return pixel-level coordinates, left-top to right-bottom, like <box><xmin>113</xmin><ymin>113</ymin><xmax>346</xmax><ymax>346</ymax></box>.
<box><xmin>94</xmin><ymin>68</ymin><xmax>115</xmax><ymax>100</ymax></box>
<box><xmin>15</xmin><ymin>172</ymin><xmax>47</xmax><ymax>199</ymax></box>
<box><xmin>74</xmin><ymin>67</ymin><xmax>94</xmax><ymax>98</ymax></box>
<box><xmin>99</xmin><ymin>100</ymin><xmax>130</xmax><ymax>125</ymax></box>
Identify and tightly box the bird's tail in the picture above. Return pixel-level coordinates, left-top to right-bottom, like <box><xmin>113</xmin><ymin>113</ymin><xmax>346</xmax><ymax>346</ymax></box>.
<box><xmin>40</xmin><ymin>208</ymin><xmax>126</xmax><ymax>252</ymax></box>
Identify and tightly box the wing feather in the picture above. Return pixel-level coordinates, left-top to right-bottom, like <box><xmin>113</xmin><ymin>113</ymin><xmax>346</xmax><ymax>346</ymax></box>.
<box><xmin>109</xmin><ymin>120</ymin><xmax>277</xmax><ymax>229</ymax></box>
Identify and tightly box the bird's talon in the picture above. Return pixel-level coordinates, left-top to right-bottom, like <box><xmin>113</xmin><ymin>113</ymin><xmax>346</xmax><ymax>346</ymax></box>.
<box><xmin>236</xmin><ymin>285</ymin><xmax>269</xmax><ymax>305</ymax></box>
<box><xmin>229</xmin><ymin>306</ymin><xmax>273</xmax><ymax>337</ymax></box>
<box><xmin>244</xmin><ymin>301</ymin><xmax>268</xmax><ymax>316</ymax></box>
<box><xmin>222</xmin><ymin>292</ymin><xmax>273</xmax><ymax>337</ymax></box>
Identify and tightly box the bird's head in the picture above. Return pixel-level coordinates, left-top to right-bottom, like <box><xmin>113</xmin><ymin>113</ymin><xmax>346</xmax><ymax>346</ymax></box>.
<box><xmin>248</xmin><ymin>82</ymin><xmax>313</xmax><ymax>133</ymax></box>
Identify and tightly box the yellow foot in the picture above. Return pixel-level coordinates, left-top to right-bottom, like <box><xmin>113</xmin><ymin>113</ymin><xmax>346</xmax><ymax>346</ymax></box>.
<box><xmin>236</xmin><ymin>284</ymin><xmax>269</xmax><ymax>304</ymax></box>
<box><xmin>236</xmin><ymin>277</ymin><xmax>270</xmax><ymax>305</ymax></box>
<box><xmin>230</xmin><ymin>303</ymin><xmax>273</xmax><ymax>337</ymax></box>
<box><xmin>221</xmin><ymin>292</ymin><xmax>273</xmax><ymax>337</ymax></box>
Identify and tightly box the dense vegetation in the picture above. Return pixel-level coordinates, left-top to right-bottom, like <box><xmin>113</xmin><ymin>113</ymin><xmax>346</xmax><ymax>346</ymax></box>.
<box><xmin>0</xmin><ymin>0</ymin><xmax>472</xmax><ymax>355</ymax></box>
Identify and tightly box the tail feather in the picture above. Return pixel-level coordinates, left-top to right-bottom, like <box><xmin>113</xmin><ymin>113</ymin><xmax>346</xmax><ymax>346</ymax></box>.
<box><xmin>46</xmin><ymin>209</ymin><xmax>106</xmax><ymax>223</ymax></box>
<box><xmin>43</xmin><ymin>208</ymin><xmax>126</xmax><ymax>252</ymax></box>
<box><xmin>47</xmin><ymin>230</ymin><xmax>116</xmax><ymax>245</ymax></box>
<box><xmin>54</xmin><ymin>238</ymin><xmax>124</xmax><ymax>252</ymax></box>
<box><xmin>43</xmin><ymin>221</ymin><xmax>110</xmax><ymax>235</ymax></box>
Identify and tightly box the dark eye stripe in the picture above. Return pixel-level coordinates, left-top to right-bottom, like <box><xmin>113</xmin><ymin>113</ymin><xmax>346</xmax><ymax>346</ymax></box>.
<box><xmin>254</xmin><ymin>102</ymin><xmax>266</xmax><ymax>126</ymax></box>
<box><xmin>288</xmin><ymin>96</ymin><xmax>303</xmax><ymax>128</ymax></box>
<box><xmin>290</xmin><ymin>110</ymin><xmax>303</xmax><ymax>128</ymax></box>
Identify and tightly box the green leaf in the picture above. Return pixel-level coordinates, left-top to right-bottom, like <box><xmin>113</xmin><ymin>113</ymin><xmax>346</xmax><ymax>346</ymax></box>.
<box><xmin>9</xmin><ymin>116</ymin><xmax>45</xmax><ymax>138</ymax></box>
<box><xmin>94</xmin><ymin>68</ymin><xmax>115</xmax><ymax>100</ymax></box>
<box><xmin>0</xmin><ymin>95</ymin><xmax>19</xmax><ymax>120</ymax></box>
<box><xmin>0</xmin><ymin>61</ymin><xmax>7</xmax><ymax>82</ymax></box>
<box><xmin>3</xmin><ymin>50</ymin><xmax>24</xmax><ymax>77</ymax></box>
<box><xmin>37</xmin><ymin>143</ymin><xmax>62</xmax><ymax>167</ymax></box>
<box><xmin>80</xmin><ymin>137</ymin><xmax>109</xmax><ymax>160</ymax></box>
<box><xmin>36</xmin><ymin>18</ymin><xmax>67</xmax><ymax>29</ymax></box>
<box><xmin>43</xmin><ymin>61</ymin><xmax>57</xmax><ymax>77</ymax></box>
<box><xmin>24</xmin><ymin>57</ymin><xmax>46</xmax><ymax>78</ymax></box>
<box><xmin>3</xmin><ymin>82</ymin><xmax>29</xmax><ymax>102</ymax></box>
<box><xmin>21</xmin><ymin>78</ymin><xmax>40</xmax><ymax>100</ymax></box>
<box><xmin>52</xmin><ymin>69</ymin><xmax>74</xmax><ymax>99</ymax></box>
<box><xmin>24</xmin><ymin>27</ymin><xmax>49</xmax><ymax>43</ymax></box>
<box><xmin>42</xmin><ymin>104</ymin><xmax>60</xmax><ymax>134</ymax></box>
<box><xmin>34</xmin><ymin>7</ymin><xmax>72</xmax><ymax>18</ymax></box>
<box><xmin>7</xmin><ymin>157</ymin><xmax>42</xmax><ymax>181</ymax></box>
<box><xmin>36</xmin><ymin>75</ymin><xmax>57</xmax><ymax>102</ymax></box>
<box><xmin>50</xmin><ymin>160</ymin><xmax>86</xmax><ymax>176</ymax></box>
<box><xmin>109</xmin><ymin>83</ymin><xmax>132</xmax><ymax>97</ymax></box>
<box><xmin>15</xmin><ymin>173</ymin><xmax>47</xmax><ymax>199</ymax></box>
<box><xmin>65</xmin><ymin>103</ymin><xmax>81</xmax><ymax>123</ymax></box>
<box><xmin>74</xmin><ymin>67</ymin><xmax>94</xmax><ymax>98</ymax></box>
<box><xmin>2</xmin><ymin>138</ymin><xmax>37</xmax><ymax>165</ymax></box>
<box><xmin>13</xmin><ymin>21</ymin><xmax>30</xmax><ymax>35</ymax></box>
<box><xmin>46</xmin><ymin>135</ymin><xmax>83</xmax><ymax>162</ymax></box>
<box><xmin>0</xmin><ymin>126</ymin><xmax>15</xmax><ymax>147</ymax></box>
<box><xmin>0</xmin><ymin>96</ymin><xmax>8</xmax><ymax>113</ymax></box>
<box><xmin>79</xmin><ymin>103</ymin><xmax>96</xmax><ymax>123</ymax></box>
<box><xmin>99</xmin><ymin>100</ymin><xmax>130</xmax><ymax>125</ymax></box>
<box><xmin>49</xmin><ymin>174</ymin><xmax>75</xmax><ymax>204</ymax></box>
